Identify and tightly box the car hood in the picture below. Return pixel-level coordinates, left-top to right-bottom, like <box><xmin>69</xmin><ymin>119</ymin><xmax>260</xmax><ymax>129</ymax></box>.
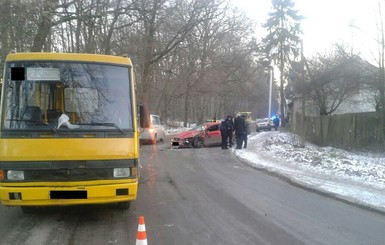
<box><xmin>175</xmin><ymin>130</ymin><xmax>201</xmax><ymax>139</ymax></box>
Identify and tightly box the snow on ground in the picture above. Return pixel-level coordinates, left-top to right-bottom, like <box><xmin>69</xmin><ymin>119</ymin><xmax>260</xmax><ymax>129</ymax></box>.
<box><xmin>234</xmin><ymin>131</ymin><xmax>385</xmax><ymax>213</ymax></box>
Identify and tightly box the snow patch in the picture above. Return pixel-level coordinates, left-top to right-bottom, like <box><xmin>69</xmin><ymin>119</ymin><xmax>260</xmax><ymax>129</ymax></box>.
<box><xmin>235</xmin><ymin>131</ymin><xmax>385</xmax><ymax>211</ymax></box>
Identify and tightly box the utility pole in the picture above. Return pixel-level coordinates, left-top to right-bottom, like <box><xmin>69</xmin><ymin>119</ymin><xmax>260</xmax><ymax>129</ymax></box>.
<box><xmin>268</xmin><ymin>67</ymin><xmax>273</xmax><ymax>118</ymax></box>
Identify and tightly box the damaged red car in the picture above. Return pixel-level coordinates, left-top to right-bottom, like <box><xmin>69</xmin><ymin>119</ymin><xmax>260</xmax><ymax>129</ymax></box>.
<box><xmin>171</xmin><ymin>122</ymin><xmax>224</xmax><ymax>148</ymax></box>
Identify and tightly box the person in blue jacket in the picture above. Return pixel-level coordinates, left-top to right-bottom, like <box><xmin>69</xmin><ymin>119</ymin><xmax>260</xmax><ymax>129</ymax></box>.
<box><xmin>273</xmin><ymin>116</ymin><xmax>280</xmax><ymax>130</ymax></box>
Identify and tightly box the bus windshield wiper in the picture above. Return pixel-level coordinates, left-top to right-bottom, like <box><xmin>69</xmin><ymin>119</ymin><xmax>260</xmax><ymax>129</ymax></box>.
<box><xmin>78</xmin><ymin>123</ymin><xmax>125</xmax><ymax>134</ymax></box>
<box><xmin>7</xmin><ymin>119</ymin><xmax>57</xmax><ymax>133</ymax></box>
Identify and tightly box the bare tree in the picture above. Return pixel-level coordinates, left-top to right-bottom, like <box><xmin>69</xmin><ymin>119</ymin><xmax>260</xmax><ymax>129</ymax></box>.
<box><xmin>0</xmin><ymin>0</ymin><xmax>270</xmax><ymax>125</ymax></box>
<box><xmin>133</xmin><ymin>0</ymin><xmax>226</xmax><ymax>105</ymax></box>
<box><xmin>0</xmin><ymin>0</ymin><xmax>40</xmax><ymax>54</ymax></box>
<box><xmin>31</xmin><ymin>0</ymin><xmax>60</xmax><ymax>51</ymax></box>
<box><xmin>298</xmin><ymin>48</ymin><xmax>362</xmax><ymax>116</ymax></box>
<box><xmin>171</xmin><ymin>5</ymin><xmax>262</xmax><ymax>125</ymax></box>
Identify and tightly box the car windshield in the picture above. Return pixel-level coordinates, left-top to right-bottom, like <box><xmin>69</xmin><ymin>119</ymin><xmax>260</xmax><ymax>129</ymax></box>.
<box><xmin>189</xmin><ymin>125</ymin><xmax>205</xmax><ymax>131</ymax></box>
<box><xmin>2</xmin><ymin>61</ymin><xmax>133</xmax><ymax>132</ymax></box>
<box><xmin>257</xmin><ymin>119</ymin><xmax>269</xmax><ymax>123</ymax></box>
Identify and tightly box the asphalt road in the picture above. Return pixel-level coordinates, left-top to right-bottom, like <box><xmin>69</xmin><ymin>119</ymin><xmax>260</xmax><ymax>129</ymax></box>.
<box><xmin>0</xmin><ymin>134</ymin><xmax>384</xmax><ymax>244</ymax></box>
<box><xmin>135</xmin><ymin>139</ymin><xmax>385</xmax><ymax>245</ymax></box>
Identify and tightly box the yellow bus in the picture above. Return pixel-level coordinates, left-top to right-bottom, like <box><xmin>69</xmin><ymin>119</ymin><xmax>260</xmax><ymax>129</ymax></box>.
<box><xmin>0</xmin><ymin>52</ymin><xmax>139</xmax><ymax>211</ymax></box>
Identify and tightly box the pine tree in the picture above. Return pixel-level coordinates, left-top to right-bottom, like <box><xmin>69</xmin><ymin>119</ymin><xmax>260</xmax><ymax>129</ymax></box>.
<box><xmin>263</xmin><ymin>0</ymin><xmax>303</xmax><ymax>126</ymax></box>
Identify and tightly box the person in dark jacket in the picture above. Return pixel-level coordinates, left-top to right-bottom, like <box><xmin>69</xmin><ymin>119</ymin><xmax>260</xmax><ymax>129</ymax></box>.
<box><xmin>220</xmin><ymin>119</ymin><xmax>229</xmax><ymax>149</ymax></box>
<box><xmin>241</xmin><ymin>115</ymin><xmax>249</xmax><ymax>148</ymax></box>
<box><xmin>226</xmin><ymin>116</ymin><xmax>234</xmax><ymax>147</ymax></box>
<box><xmin>233</xmin><ymin>114</ymin><xmax>246</xmax><ymax>149</ymax></box>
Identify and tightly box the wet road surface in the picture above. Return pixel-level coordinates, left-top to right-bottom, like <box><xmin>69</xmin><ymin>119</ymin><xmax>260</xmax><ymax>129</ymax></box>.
<box><xmin>0</xmin><ymin>137</ymin><xmax>384</xmax><ymax>244</ymax></box>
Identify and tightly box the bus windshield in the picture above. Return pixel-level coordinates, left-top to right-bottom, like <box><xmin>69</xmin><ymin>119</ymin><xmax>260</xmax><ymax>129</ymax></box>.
<box><xmin>2</xmin><ymin>61</ymin><xmax>133</xmax><ymax>132</ymax></box>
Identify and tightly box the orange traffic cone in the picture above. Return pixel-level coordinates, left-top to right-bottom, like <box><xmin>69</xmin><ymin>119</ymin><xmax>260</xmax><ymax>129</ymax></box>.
<box><xmin>136</xmin><ymin>216</ymin><xmax>148</xmax><ymax>245</ymax></box>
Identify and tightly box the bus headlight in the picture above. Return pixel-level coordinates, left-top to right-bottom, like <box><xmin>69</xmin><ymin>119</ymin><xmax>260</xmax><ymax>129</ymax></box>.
<box><xmin>113</xmin><ymin>168</ymin><xmax>130</xmax><ymax>178</ymax></box>
<box><xmin>7</xmin><ymin>170</ymin><xmax>25</xmax><ymax>180</ymax></box>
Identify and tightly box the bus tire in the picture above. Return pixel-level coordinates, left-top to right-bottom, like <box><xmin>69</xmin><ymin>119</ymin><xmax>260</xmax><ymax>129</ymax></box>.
<box><xmin>21</xmin><ymin>206</ymin><xmax>37</xmax><ymax>214</ymax></box>
<box><xmin>117</xmin><ymin>201</ymin><xmax>131</xmax><ymax>210</ymax></box>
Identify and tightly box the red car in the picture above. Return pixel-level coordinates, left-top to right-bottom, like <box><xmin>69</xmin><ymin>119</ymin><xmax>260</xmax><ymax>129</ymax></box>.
<box><xmin>171</xmin><ymin>122</ymin><xmax>234</xmax><ymax>148</ymax></box>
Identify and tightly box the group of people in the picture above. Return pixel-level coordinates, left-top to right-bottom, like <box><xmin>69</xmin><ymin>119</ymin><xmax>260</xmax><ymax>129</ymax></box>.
<box><xmin>220</xmin><ymin>114</ymin><xmax>250</xmax><ymax>150</ymax></box>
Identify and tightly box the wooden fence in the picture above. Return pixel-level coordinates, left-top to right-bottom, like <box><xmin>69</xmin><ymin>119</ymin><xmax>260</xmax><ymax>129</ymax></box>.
<box><xmin>291</xmin><ymin>111</ymin><xmax>384</xmax><ymax>151</ymax></box>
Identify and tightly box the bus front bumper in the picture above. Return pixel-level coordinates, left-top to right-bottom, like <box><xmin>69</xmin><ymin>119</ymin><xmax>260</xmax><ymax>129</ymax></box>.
<box><xmin>0</xmin><ymin>181</ymin><xmax>138</xmax><ymax>207</ymax></box>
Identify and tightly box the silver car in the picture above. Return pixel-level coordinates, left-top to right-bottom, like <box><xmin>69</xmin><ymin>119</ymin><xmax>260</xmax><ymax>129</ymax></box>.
<box><xmin>256</xmin><ymin>118</ymin><xmax>273</xmax><ymax>132</ymax></box>
<box><xmin>140</xmin><ymin>114</ymin><xmax>166</xmax><ymax>144</ymax></box>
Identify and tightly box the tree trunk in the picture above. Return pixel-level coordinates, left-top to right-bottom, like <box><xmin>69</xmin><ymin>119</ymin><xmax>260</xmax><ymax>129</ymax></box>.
<box><xmin>31</xmin><ymin>0</ymin><xmax>59</xmax><ymax>52</ymax></box>
<box><xmin>378</xmin><ymin>1</ymin><xmax>385</xmax><ymax>145</ymax></box>
<box><xmin>103</xmin><ymin>0</ymin><xmax>122</xmax><ymax>54</ymax></box>
<box><xmin>183</xmin><ymin>82</ymin><xmax>191</xmax><ymax>127</ymax></box>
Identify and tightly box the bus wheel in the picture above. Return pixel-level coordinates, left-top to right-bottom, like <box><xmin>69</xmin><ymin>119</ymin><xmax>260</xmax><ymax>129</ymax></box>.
<box><xmin>117</xmin><ymin>201</ymin><xmax>131</xmax><ymax>210</ymax></box>
<box><xmin>21</xmin><ymin>206</ymin><xmax>37</xmax><ymax>214</ymax></box>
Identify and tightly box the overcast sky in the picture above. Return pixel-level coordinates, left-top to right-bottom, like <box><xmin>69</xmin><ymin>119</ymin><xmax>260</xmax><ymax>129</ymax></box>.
<box><xmin>233</xmin><ymin>0</ymin><xmax>381</xmax><ymax>62</ymax></box>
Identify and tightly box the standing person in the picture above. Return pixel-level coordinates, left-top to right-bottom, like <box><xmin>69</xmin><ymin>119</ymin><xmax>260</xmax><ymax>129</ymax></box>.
<box><xmin>241</xmin><ymin>115</ymin><xmax>249</xmax><ymax>148</ymax></box>
<box><xmin>273</xmin><ymin>116</ymin><xmax>280</xmax><ymax>130</ymax></box>
<box><xmin>220</xmin><ymin>118</ymin><xmax>229</xmax><ymax>149</ymax></box>
<box><xmin>233</xmin><ymin>114</ymin><xmax>246</xmax><ymax>149</ymax></box>
<box><xmin>226</xmin><ymin>116</ymin><xmax>234</xmax><ymax>147</ymax></box>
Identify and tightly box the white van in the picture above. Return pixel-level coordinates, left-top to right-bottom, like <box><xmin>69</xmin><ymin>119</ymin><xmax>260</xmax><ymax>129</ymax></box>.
<box><xmin>140</xmin><ymin>114</ymin><xmax>166</xmax><ymax>144</ymax></box>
